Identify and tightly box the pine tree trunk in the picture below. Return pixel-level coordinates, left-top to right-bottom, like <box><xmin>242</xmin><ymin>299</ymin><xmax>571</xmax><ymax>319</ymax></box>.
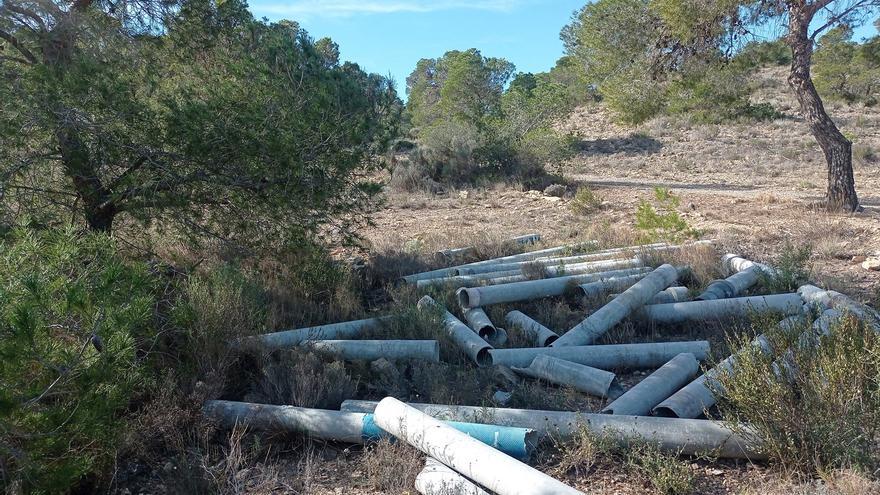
<box><xmin>787</xmin><ymin>7</ymin><xmax>859</xmax><ymax>212</ymax></box>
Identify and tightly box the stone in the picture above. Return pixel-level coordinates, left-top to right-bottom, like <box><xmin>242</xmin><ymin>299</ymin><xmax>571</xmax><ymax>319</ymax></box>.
<box><xmin>852</xmin><ymin>255</ymin><xmax>867</xmax><ymax>264</ymax></box>
<box><xmin>543</xmin><ymin>184</ymin><xmax>567</xmax><ymax>197</ymax></box>
<box><xmin>863</xmin><ymin>258</ymin><xmax>880</xmax><ymax>271</ymax></box>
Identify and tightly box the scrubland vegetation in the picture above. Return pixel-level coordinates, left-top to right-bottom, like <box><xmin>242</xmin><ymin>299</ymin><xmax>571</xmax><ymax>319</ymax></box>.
<box><xmin>2</xmin><ymin>0</ymin><xmax>880</xmax><ymax>493</ymax></box>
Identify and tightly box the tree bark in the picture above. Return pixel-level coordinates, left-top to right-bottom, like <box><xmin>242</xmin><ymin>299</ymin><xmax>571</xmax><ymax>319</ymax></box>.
<box><xmin>786</xmin><ymin>5</ymin><xmax>859</xmax><ymax>212</ymax></box>
<box><xmin>58</xmin><ymin>127</ymin><xmax>116</xmax><ymax>232</ymax></box>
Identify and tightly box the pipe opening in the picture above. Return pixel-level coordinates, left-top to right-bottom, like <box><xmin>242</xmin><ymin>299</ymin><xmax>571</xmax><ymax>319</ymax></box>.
<box><xmin>542</xmin><ymin>335</ymin><xmax>559</xmax><ymax>347</ymax></box>
<box><xmin>652</xmin><ymin>406</ymin><xmax>679</xmax><ymax>418</ymax></box>
<box><xmin>456</xmin><ymin>288</ymin><xmax>473</xmax><ymax>308</ymax></box>
<box><xmin>476</xmin><ymin>348</ymin><xmax>492</xmax><ymax>367</ymax></box>
<box><xmin>478</xmin><ymin>326</ymin><xmax>496</xmax><ymax>340</ymax></box>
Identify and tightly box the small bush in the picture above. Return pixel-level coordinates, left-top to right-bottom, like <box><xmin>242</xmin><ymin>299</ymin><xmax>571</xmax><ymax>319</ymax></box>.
<box><xmin>761</xmin><ymin>242</ymin><xmax>812</xmax><ymax>293</ymax></box>
<box><xmin>244</xmin><ymin>350</ymin><xmax>357</xmax><ymax>409</ymax></box>
<box><xmin>570</xmin><ymin>186</ymin><xmax>604</xmax><ymax>215</ymax></box>
<box><xmin>626</xmin><ymin>443</ymin><xmax>695</xmax><ymax>495</ymax></box>
<box><xmin>635</xmin><ymin>187</ymin><xmax>701</xmax><ymax>243</ymax></box>
<box><xmin>717</xmin><ymin>315</ymin><xmax>880</xmax><ymax>476</ymax></box>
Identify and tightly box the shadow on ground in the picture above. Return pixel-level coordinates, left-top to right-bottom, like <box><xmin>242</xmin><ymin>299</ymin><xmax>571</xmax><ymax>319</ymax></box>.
<box><xmin>576</xmin><ymin>133</ymin><xmax>663</xmax><ymax>157</ymax></box>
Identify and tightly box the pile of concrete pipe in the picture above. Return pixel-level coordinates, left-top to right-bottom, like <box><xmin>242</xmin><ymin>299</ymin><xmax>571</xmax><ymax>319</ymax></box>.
<box><xmin>206</xmin><ymin>238</ymin><xmax>880</xmax><ymax>493</ymax></box>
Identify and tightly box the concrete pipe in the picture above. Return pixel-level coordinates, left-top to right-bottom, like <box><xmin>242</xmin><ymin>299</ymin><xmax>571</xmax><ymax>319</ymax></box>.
<box><xmin>505</xmin><ymin>310</ymin><xmax>559</xmax><ymax>347</ymax></box>
<box><xmin>302</xmin><ymin>340</ymin><xmax>440</xmax><ymax>363</ymax></box>
<box><xmin>636</xmin><ymin>293</ymin><xmax>804</xmax><ymax>325</ymax></box>
<box><xmin>696</xmin><ymin>267</ymin><xmax>761</xmax><ymax>301</ymax></box>
<box><xmin>463</xmin><ymin>307</ymin><xmax>498</xmax><ymax>340</ymax></box>
<box><xmin>373</xmin><ymin>397</ymin><xmax>585</xmax><ymax>495</ymax></box>
<box><xmin>416</xmin><ymin>270</ymin><xmax>522</xmax><ymax>289</ymax></box>
<box><xmin>456</xmin><ymin>267</ymin><xmax>652</xmax><ymax>309</ymax></box>
<box><xmin>418</xmin><ymin>296</ymin><xmax>493</xmax><ymax>366</ymax></box>
<box><xmin>478</xmin><ymin>265</ymin><xmax>649</xmax><ymax>287</ymax></box>
<box><xmin>553</xmin><ymin>264</ymin><xmax>680</xmax><ymax>347</ymax></box>
<box><xmin>461</xmin><ymin>256</ymin><xmax>643</xmax><ymax>277</ymax></box>
<box><xmin>609</xmin><ymin>286</ymin><xmax>690</xmax><ymax>304</ymax></box>
<box><xmin>400</xmin><ymin>241</ymin><xmax>598</xmax><ymax>285</ymax></box>
<box><xmin>513</xmin><ymin>355</ymin><xmax>623</xmax><ymax>399</ymax></box>
<box><xmin>343</xmin><ymin>400</ymin><xmax>765</xmax><ymax>460</ymax></box>
<box><xmin>416</xmin><ymin>458</ymin><xmax>490</xmax><ymax>495</ymax></box>
<box><xmin>241</xmin><ymin>317</ymin><xmax>390</xmax><ymax>351</ymax></box>
<box><xmin>488</xmin><ymin>341</ymin><xmax>710</xmax><ymax>370</ymax></box>
<box><xmin>653</xmin><ymin>315</ymin><xmax>807</xmax><ymax>419</ymax></box>
<box><xmin>798</xmin><ymin>284</ymin><xmax>880</xmax><ymax>329</ymax></box>
<box><xmin>577</xmin><ymin>273</ymin><xmax>649</xmax><ymax>298</ymax></box>
<box><xmin>602</xmin><ymin>353</ymin><xmax>699</xmax><ymax>416</ymax></box>
<box><xmin>205</xmin><ymin>400</ymin><xmax>535</xmax><ymax>459</ymax></box>
<box><xmin>721</xmin><ymin>254</ymin><xmax>776</xmax><ymax>277</ymax></box>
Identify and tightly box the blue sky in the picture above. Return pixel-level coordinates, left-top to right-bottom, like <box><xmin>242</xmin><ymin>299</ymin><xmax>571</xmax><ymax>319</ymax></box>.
<box><xmin>247</xmin><ymin>0</ymin><xmax>879</xmax><ymax>98</ymax></box>
<box><xmin>248</xmin><ymin>0</ymin><xmax>585</xmax><ymax>96</ymax></box>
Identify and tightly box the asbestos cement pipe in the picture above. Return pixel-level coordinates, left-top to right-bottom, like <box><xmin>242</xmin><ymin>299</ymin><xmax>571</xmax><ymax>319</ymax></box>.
<box><xmin>373</xmin><ymin>397</ymin><xmax>585</xmax><ymax>495</ymax></box>
<box><xmin>416</xmin><ymin>269</ymin><xmax>523</xmax><ymax>289</ymax></box>
<box><xmin>696</xmin><ymin>267</ymin><xmax>761</xmax><ymax>301</ymax></box>
<box><xmin>577</xmin><ymin>273</ymin><xmax>649</xmax><ymax>298</ymax></box>
<box><xmin>205</xmin><ymin>401</ymin><xmax>535</xmax><ymax>459</ymax></box>
<box><xmin>456</xmin><ymin>267</ymin><xmax>652</xmax><ymax>309</ymax></box>
<box><xmin>416</xmin><ymin>458</ymin><xmax>490</xmax><ymax>495</ymax></box>
<box><xmin>460</xmin><ymin>256</ymin><xmax>642</xmax><ymax>277</ymax></box>
<box><xmin>301</xmin><ymin>340</ymin><xmax>440</xmax><ymax>363</ymax></box>
<box><xmin>457</xmin><ymin>242</ymin><xmax>670</xmax><ymax>276</ymax></box>
<box><xmin>505</xmin><ymin>311</ymin><xmax>559</xmax><ymax>347</ymax></box>
<box><xmin>488</xmin><ymin>341</ymin><xmax>710</xmax><ymax>369</ymax></box>
<box><xmin>601</xmin><ymin>353</ymin><xmax>699</xmax><ymax>416</ymax></box>
<box><xmin>722</xmin><ymin>254</ymin><xmax>776</xmax><ymax>277</ymax></box>
<box><xmin>553</xmin><ymin>264</ymin><xmax>680</xmax><ymax>347</ymax></box>
<box><xmin>477</xmin><ymin>265</ymin><xmax>649</xmax><ymax>288</ymax></box>
<box><xmin>798</xmin><ymin>284</ymin><xmax>880</xmax><ymax>329</ymax></box>
<box><xmin>419</xmin><ymin>296</ymin><xmax>493</xmax><ymax>366</ymax></box>
<box><xmin>343</xmin><ymin>400</ymin><xmax>765</xmax><ymax>460</ymax></box>
<box><xmin>636</xmin><ymin>293</ymin><xmax>804</xmax><ymax>325</ymax></box>
<box><xmin>401</xmin><ymin>241</ymin><xmax>600</xmax><ymax>284</ymax></box>
<box><xmin>609</xmin><ymin>286</ymin><xmax>690</xmax><ymax>304</ymax></box>
<box><xmin>653</xmin><ymin>315</ymin><xmax>806</xmax><ymax>419</ymax></box>
<box><xmin>241</xmin><ymin>317</ymin><xmax>390</xmax><ymax>351</ymax></box>
<box><xmin>513</xmin><ymin>355</ymin><xmax>623</xmax><ymax>399</ymax></box>
<box><xmin>463</xmin><ymin>307</ymin><xmax>498</xmax><ymax>340</ymax></box>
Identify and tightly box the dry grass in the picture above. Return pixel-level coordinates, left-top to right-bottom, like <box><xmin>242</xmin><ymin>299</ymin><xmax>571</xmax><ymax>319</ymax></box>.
<box><xmin>359</xmin><ymin>438</ymin><xmax>424</xmax><ymax>494</ymax></box>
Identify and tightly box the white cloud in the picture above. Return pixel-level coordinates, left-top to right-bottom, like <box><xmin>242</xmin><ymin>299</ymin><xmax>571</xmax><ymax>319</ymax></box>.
<box><xmin>255</xmin><ymin>0</ymin><xmax>525</xmax><ymax>17</ymax></box>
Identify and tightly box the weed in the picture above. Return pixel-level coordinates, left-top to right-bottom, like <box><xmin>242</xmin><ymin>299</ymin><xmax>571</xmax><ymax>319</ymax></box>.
<box><xmin>717</xmin><ymin>316</ymin><xmax>880</xmax><ymax>477</ymax></box>
<box><xmin>626</xmin><ymin>443</ymin><xmax>695</xmax><ymax>495</ymax></box>
<box><xmin>570</xmin><ymin>186</ymin><xmax>605</xmax><ymax>215</ymax></box>
<box><xmin>360</xmin><ymin>437</ymin><xmax>424</xmax><ymax>493</ymax></box>
<box><xmin>760</xmin><ymin>242</ymin><xmax>812</xmax><ymax>293</ymax></box>
<box><xmin>635</xmin><ymin>187</ymin><xmax>702</xmax><ymax>243</ymax></box>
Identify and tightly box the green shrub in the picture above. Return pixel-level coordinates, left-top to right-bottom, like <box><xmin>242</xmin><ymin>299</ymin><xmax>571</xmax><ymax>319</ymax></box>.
<box><xmin>717</xmin><ymin>315</ymin><xmax>880</xmax><ymax>476</ymax></box>
<box><xmin>626</xmin><ymin>443</ymin><xmax>695</xmax><ymax>494</ymax></box>
<box><xmin>0</xmin><ymin>227</ymin><xmax>159</xmax><ymax>492</ymax></box>
<box><xmin>635</xmin><ymin>187</ymin><xmax>701</xmax><ymax>242</ymax></box>
<box><xmin>760</xmin><ymin>242</ymin><xmax>812</xmax><ymax>293</ymax></box>
<box><xmin>570</xmin><ymin>186</ymin><xmax>604</xmax><ymax>215</ymax></box>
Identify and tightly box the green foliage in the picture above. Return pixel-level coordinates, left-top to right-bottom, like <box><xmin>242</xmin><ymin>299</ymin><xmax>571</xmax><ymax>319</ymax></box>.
<box><xmin>626</xmin><ymin>443</ymin><xmax>695</xmax><ymax>494</ymax></box>
<box><xmin>562</xmin><ymin>0</ymin><xmax>757</xmax><ymax>124</ymax></box>
<box><xmin>0</xmin><ymin>0</ymin><xmax>401</xmax><ymax>247</ymax></box>
<box><xmin>635</xmin><ymin>188</ymin><xmax>701</xmax><ymax>242</ymax></box>
<box><xmin>717</xmin><ymin>316</ymin><xmax>880</xmax><ymax>476</ymax></box>
<box><xmin>761</xmin><ymin>242</ymin><xmax>812</xmax><ymax>293</ymax></box>
<box><xmin>403</xmin><ymin>50</ymin><xmax>574</xmax><ymax>185</ymax></box>
<box><xmin>734</xmin><ymin>40</ymin><xmax>792</xmax><ymax>68</ymax></box>
<box><xmin>0</xmin><ymin>227</ymin><xmax>158</xmax><ymax>492</ymax></box>
<box><xmin>570</xmin><ymin>186</ymin><xmax>604</xmax><ymax>215</ymax></box>
<box><xmin>814</xmin><ymin>26</ymin><xmax>880</xmax><ymax>105</ymax></box>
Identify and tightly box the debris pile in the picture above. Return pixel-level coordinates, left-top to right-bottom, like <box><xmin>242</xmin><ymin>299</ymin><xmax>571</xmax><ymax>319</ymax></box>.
<box><xmin>203</xmin><ymin>234</ymin><xmax>880</xmax><ymax>494</ymax></box>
